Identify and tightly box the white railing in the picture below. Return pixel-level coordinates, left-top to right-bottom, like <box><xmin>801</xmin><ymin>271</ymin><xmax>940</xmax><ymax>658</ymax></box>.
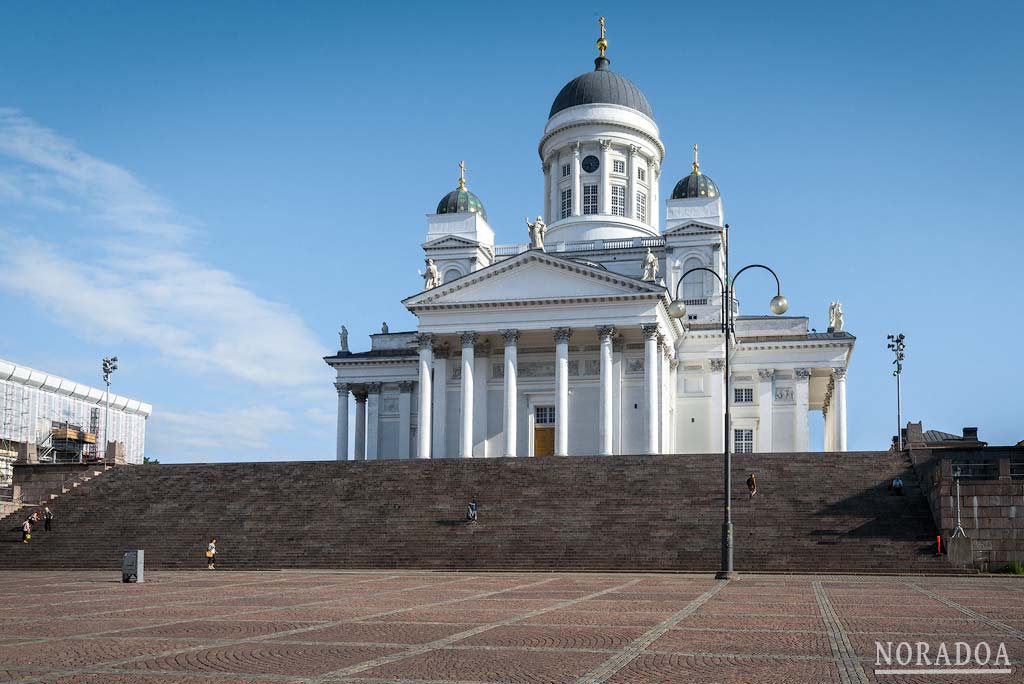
<box><xmin>495</xmin><ymin>236</ymin><xmax>666</xmax><ymax>257</ymax></box>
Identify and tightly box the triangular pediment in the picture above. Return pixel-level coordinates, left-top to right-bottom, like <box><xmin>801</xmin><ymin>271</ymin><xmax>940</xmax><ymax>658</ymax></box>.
<box><xmin>663</xmin><ymin>220</ymin><xmax>722</xmax><ymax>236</ymax></box>
<box><xmin>404</xmin><ymin>251</ymin><xmax>664</xmax><ymax>307</ymax></box>
<box><xmin>422</xmin><ymin>235</ymin><xmax>481</xmax><ymax>250</ymax></box>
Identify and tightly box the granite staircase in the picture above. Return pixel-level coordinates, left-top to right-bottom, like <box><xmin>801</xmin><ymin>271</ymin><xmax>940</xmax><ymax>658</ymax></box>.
<box><xmin>0</xmin><ymin>452</ymin><xmax>949</xmax><ymax>573</ymax></box>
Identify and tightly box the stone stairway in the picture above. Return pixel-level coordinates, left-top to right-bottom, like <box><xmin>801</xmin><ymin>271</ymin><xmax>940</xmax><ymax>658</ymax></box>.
<box><xmin>0</xmin><ymin>452</ymin><xmax>950</xmax><ymax>573</ymax></box>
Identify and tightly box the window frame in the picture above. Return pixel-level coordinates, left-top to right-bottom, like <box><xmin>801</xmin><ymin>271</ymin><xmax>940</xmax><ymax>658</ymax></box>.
<box><xmin>612</xmin><ymin>159</ymin><xmax>626</xmax><ymax>174</ymax></box>
<box><xmin>733</xmin><ymin>387</ymin><xmax>754</xmax><ymax>404</ymax></box>
<box><xmin>610</xmin><ymin>184</ymin><xmax>626</xmax><ymax>217</ymax></box>
<box><xmin>734</xmin><ymin>428</ymin><xmax>754</xmax><ymax>453</ymax></box>
<box><xmin>560</xmin><ymin>188</ymin><xmax>573</xmax><ymax>219</ymax></box>
<box><xmin>582</xmin><ymin>184</ymin><xmax>598</xmax><ymax>215</ymax></box>
<box><xmin>636</xmin><ymin>191</ymin><xmax>647</xmax><ymax>222</ymax></box>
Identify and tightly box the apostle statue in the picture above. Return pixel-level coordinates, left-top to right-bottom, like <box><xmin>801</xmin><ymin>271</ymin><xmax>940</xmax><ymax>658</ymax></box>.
<box><xmin>525</xmin><ymin>215</ymin><xmax>547</xmax><ymax>251</ymax></box>
<box><xmin>641</xmin><ymin>248</ymin><xmax>659</xmax><ymax>282</ymax></box>
<box><xmin>381</xmin><ymin>321</ymin><xmax>389</xmax><ymax>334</ymax></box>
<box><xmin>339</xmin><ymin>325</ymin><xmax>349</xmax><ymax>353</ymax></box>
<box><xmin>828</xmin><ymin>301</ymin><xmax>845</xmax><ymax>332</ymax></box>
<box><xmin>421</xmin><ymin>258</ymin><xmax>441</xmax><ymax>290</ymax></box>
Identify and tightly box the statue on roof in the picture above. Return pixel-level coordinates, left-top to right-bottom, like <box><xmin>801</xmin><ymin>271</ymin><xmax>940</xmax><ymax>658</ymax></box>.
<box><xmin>381</xmin><ymin>321</ymin><xmax>389</xmax><ymax>334</ymax></box>
<box><xmin>641</xmin><ymin>248</ymin><xmax>659</xmax><ymax>282</ymax></box>
<box><xmin>828</xmin><ymin>301</ymin><xmax>844</xmax><ymax>332</ymax></box>
<box><xmin>339</xmin><ymin>325</ymin><xmax>349</xmax><ymax>353</ymax></box>
<box><xmin>421</xmin><ymin>258</ymin><xmax>441</xmax><ymax>290</ymax></box>
<box><xmin>525</xmin><ymin>216</ymin><xmax>547</xmax><ymax>251</ymax></box>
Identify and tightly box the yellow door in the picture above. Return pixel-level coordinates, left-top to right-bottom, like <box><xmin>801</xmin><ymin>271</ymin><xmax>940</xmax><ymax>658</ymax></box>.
<box><xmin>534</xmin><ymin>427</ymin><xmax>555</xmax><ymax>457</ymax></box>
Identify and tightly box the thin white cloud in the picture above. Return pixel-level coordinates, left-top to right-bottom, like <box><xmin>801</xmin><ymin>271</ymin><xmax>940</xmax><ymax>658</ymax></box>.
<box><xmin>0</xmin><ymin>109</ymin><xmax>327</xmax><ymax>387</ymax></box>
<box><xmin>149</xmin><ymin>406</ymin><xmax>295</xmax><ymax>455</ymax></box>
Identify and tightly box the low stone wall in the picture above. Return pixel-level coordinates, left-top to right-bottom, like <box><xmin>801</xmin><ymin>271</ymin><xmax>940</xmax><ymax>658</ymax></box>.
<box><xmin>911</xmin><ymin>446</ymin><xmax>1024</xmax><ymax>569</ymax></box>
<box><xmin>11</xmin><ymin>463</ymin><xmax>101</xmax><ymax>508</ymax></box>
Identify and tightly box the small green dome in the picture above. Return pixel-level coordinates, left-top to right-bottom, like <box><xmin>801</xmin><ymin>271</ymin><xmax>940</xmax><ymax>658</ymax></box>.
<box><xmin>436</xmin><ymin>187</ymin><xmax>487</xmax><ymax>220</ymax></box>
<box><xmin>671</xmin><ymin>171</ymin><xmax>719</xmax><ymax>200</ymax></box>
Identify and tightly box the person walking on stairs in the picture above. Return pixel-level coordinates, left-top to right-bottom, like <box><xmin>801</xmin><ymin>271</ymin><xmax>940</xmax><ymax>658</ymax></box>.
<box><xmin>21</xmin><ymin>517</ymin><xmax>32</xmax><ymax>544</ymax></box>
<box><xmin>747</xmin><ymin>473</ymin><xmax>758</xmax><ymax>499</ymax></box>
<box><xmin>466</xmin><ymin>499</ymin><xmax>478</xmax><ymax>524</ymax></box>
<box><xmin>206</xmin><ymin>537</ymin><xmax>217</xmax><ymax>569</ymax></box>
<box><xmin>43</xmin><ymin>506</ymin><xmax>53</xmax><ymax>532</ymax></box>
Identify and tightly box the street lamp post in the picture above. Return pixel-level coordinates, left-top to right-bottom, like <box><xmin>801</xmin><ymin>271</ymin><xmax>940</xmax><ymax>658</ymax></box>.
<box><xmin>102</xmin><ymin>356</ymin><xmax>118</xmax><ymax>461</ymax></box>
<box><xmin>668</xmin><ymin>232</ymin><xmax>787</xmax><ymax>580</ymax></box>
<box><xmin>887</xmin><ymin>334</ymin><xmax>906</xmax><ymax>449</ymax></box>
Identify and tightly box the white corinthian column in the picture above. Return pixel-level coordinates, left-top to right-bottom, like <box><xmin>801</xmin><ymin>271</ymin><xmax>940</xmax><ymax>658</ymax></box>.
<box><xmin>460</xmin><ymin>332</ymin><xmax>476</xmax><ymax>458</ymax></box>
<box><xmin>832</xmin><ymin>367</ymin><xmax>848</xmax><ymax>452</ymax></box>
<box><xmin>642</xmin><ymin>324</ymin><xmax>660</xmax><ymax>454</ymax></box>
<box><xmin>416</xmin><ymin>334</ymin><xmax>433</xmax><ymax>459</ymax></box>
<box><xmin>553</xmin><ymin>327</ymin><xmax>572</xmax><ymax>456</ymax></box>
<box><xmin>354</xmin><ymin>389</ymin><xmax>367</xmax><ymax>460</ymax></box>
<box><xmin>597</xmin><ymin>325</ymin><xmax>615</xmax><ymax>455</ymax></box>
<box><xmin>334</xmin><ymin>381</ymin><xmax>349</xmax><ymax>461</ymax></box>
<box><xmin>501</xmin><ymin>329</ymin><xmax>519</xmax><ymax>457</ymax></box>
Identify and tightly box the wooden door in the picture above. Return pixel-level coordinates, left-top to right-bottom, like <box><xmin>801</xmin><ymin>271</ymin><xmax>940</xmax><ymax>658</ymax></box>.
<box><xmin>534</xmin><ymin>427</ymin><xmax>555</xmax><ymax>457</ymax></box>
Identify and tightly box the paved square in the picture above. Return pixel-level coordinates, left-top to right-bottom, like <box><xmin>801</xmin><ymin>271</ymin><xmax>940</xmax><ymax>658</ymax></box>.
<box><xmin>0</xmin><ymin>571</ymin><xmax>1019</xmax><ymax>683</ymax></box>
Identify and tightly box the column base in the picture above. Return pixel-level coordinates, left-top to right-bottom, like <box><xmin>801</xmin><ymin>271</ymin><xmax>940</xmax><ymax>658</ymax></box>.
<box><xmin>714</xmin><ymin>570</ymin><xmax>738</xmax><ymax>580</ymax></box>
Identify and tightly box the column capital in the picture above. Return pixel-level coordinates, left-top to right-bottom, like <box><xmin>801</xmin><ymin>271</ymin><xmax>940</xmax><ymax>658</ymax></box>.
<box><xmin>541</xmin><ymin>162</ymin><xmax>550</xmax><ymax>173</ymax></box>
<box><xmin>415</xmin><ymin>333</ymin><xmax>434</xmax><ymax>351</ymax></box>
<box><xmin>433</xmin><ymin>342</ymin><xmax>451</xmax><ymax>359</ymax></box>
<box><xmin>499</xmin><ymin>329</ymin><xmax>520</xmax><ymax>344</ymax></box>
<box><xmin>596</xmin><ymin>325</ymin><xmax>616</xmax><ymax>341</ymax></box>
<box><xmin>571</xmin><ymin>141</ymin><xmax>580</xmax><ymax>155</ymax></box>
<box><xmin>366</xmin><ymin>382</ymin><xmax>382</xmax><ymax>394</ymax></box>
<box><xmin>398</xmin><ymin>381</ymin><xmax>414</xmax><ymax>393</ymax></box>
<box><xmin>474</xmin><ymin>339</ymin><xmax>492</xmax><ymax>356</ymax></box>
<box><xmin>612</xmin><ymin>335</ymin><xmax>626</xmax><ymax>353</ymax></box>
<box><xmin>333</xmin><ymin>381</ymin><xmax>349</xmax><ymax>395</ymax></box>
<box><xmin>794</xmin><ymin>367</ymin><xmax>812</xmax><ymax>379</ymax></box>
<box><xmin>628</xmin><ymin>143</ymin><xmax>639</xmax><ymax>155</ymax></box>
<box><xmin>353</xmin><ymin>389</ymin><xmax>368</xmax><ymax>404</ymax></box>
<box><xmin>641</xmin><ymin>323</ymin><xmax>660</xmax><ymax>339</ymax></box>
<box><xmin>709</xmin><ymin>358</ymin><xmax>725</xmax><ymax>372</ymax></box>
<box><xmin>553</xmin><ymin>327</ymin><xmax>573</xmax><ymax>343</ymax></box>
<box><xmin>459</xmin><ymin>331</ymin><xmax>477</xmax><ymax>347</ymax></box>
<box><xmin>599</xmin><ymin>138</ymin><xmax>612</xmax><ymax>150</ymax></box>
<box><xmin>831</xmin><ymin>366</ymin><xmax>847</xmax><ymax>381</ymax></box>
<box><xmin>670</xmin><ymin>359</ymin><xmax>679</xmax><ymax>371</ymax></box>
<box><xmin>757</xmin><ymin>368</ymin><xmax>775</xmax><ymax>381</ymax></box>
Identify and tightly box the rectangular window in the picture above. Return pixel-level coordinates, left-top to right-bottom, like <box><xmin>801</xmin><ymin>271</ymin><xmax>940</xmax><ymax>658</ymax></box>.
<box><xmin>613</xmin><ymin>159</ymin><xmax>625</xmax><ymax>174</ymax></box>
<box><xmin>734</xmin><ymin>429</ymin><xmax>754</xmax><ymax>453</ymax></box>
<box><xmin>535</xmin><ymin>406</ymin><xmax>556</xmax><ymax>425</ymax></box>
<box><xmin>638</xmin><ymin>167</ymin><xmax>646</xmax><ymax>182</ymax></box>
<box><xmin>611</xmin><ymin>185</ymin><xmax>626</xmax><ymax>217</ymax></box>
<box><xmin>734</xmin><ymin>388</ymin><xmax>753</xmax><ymax>403</ymax></box>
<box><xmin>636</xmin><ymin>192</ymin><xmax>647</xmax><ymax>222</ymax></box>
<box><xmin>582</xmin><ymin>184</ymin><xmax>598</xmax><ymax>214</ymax></box>
<box><xmin>561</xmin><ymin>163</ymin><xmax>571</xmax><ymax>178</ymax></box>
<box><xmin>560</xmin><ymin>188</ymin><xmax>572</xmax><ymax>219</ymax></box>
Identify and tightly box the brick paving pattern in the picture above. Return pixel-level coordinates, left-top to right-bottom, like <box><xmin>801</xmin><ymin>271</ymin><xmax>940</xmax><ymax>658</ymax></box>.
<box><xmin>0</xmin><ymin>571</ymin><xmax>1019</xmax><ymax>684</ymax></box>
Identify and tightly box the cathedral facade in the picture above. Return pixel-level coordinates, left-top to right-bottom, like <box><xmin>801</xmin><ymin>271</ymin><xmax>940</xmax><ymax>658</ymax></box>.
<box><xmin>326</xmin><ymin>24</ymin><xmax>854</xmax><ymax>460</ymax></box>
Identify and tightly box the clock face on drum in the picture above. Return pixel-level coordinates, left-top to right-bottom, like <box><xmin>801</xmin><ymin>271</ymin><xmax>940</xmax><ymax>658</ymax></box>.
<box><xmin>582</xmin><ymin>155</ymin><xmax>600</xmax><ymax>173</ymax></box>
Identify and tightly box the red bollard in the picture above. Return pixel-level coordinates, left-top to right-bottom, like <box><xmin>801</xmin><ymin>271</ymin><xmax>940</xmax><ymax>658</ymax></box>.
<box><xmin>936</xmin><ymin>535</ymin><xmax>942</xmax><ymax>555</ymax></box>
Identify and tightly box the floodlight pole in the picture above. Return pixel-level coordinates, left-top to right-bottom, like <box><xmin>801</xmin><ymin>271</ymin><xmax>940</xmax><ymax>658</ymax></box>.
<box><xmin>887</xmin><ymin>334</ymin><xmax>906</xmax><ymax>449</ymax></box>
<box><xmin>102</xmin><ymin>356</ymin><xmax>118</xmax><ymax>461</ymax></box>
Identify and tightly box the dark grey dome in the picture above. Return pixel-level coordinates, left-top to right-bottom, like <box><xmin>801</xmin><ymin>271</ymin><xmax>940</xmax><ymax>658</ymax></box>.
<box><xmin>671</xmin><ymin>171</ymin><xmax>719</xmax><ymax>200</ymax></box>
<box><xmin>549</xmin><ymin>57</ymin><xmax>653</xmax><ymax>120</ymax></box>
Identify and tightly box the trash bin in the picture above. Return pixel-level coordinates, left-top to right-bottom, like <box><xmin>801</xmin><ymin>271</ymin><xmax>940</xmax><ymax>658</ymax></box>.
<box><xmin>122</xmin><ymin>549</ymin><xmax>144</xmax><ymax>583</ymax></box>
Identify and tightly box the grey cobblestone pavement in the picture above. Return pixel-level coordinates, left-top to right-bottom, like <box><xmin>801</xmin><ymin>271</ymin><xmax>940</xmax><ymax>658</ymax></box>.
<box><xmin>0</xmin><ymin>571</ymin><xmax>1020</xmax><ymax>684</ymax></box>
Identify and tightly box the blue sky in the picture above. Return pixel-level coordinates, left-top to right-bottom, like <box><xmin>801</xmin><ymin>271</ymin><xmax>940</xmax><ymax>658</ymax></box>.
<box><xmin>1</xmin><ymin>1</ymin><xmax>1021</xmax><ymax>461</ymax></box>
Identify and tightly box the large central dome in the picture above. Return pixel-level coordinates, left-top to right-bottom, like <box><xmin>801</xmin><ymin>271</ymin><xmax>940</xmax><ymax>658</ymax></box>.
<box><xmin>548</xmin><ymin>56</ymin><xmax>653</xmax><ymax>120</ymax></box>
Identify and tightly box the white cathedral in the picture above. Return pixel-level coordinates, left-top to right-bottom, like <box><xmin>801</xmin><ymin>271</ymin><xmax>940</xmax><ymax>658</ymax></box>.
<box><xmin>326</xmin><ymin>22</ymin><xmax>854</xmax><ymax>460</ymax></box>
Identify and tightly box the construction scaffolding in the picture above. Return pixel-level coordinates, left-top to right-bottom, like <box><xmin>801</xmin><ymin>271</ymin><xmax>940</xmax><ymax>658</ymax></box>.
<box><xmin>0</xmin><ymin>382</ymin><xmax>28</xmax><ymax>460</ymax></box>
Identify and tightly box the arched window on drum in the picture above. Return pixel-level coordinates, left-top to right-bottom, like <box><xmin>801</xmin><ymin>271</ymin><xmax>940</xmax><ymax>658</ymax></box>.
<box><xmin>680</xmin><ymin>257</ymin><xmax>705</xmax><ymax>301</ymax></box>
<box><xmin>443</xmin><ymin>267</ymin><xmax>464</xmax><ymax>284</ymax></box>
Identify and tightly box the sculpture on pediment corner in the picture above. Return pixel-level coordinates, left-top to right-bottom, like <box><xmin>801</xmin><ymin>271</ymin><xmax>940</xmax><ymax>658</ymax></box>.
<box><xmin>381</xmin><ymin>321</ymin><xmax>389</xmax><ymax>335</ymax></box>
<box><xmin>828</xmin><ymin>301</ymin><xmax>844</xmax><ymax>332</ymax></box>
<box><xmin>641</xmin><ymin>248</ymin><xmax>659</xmax><ymax>282</ymax></box>
<box><xmin>338</xmin><ymin>325</ymin><xmax>349</xmax><ymax>353</ymax></box>
<box><xmin>421</xmin><ymin>258</ymin><xmax>442</xmax><ymax>290</ymax></box>
<box><xmin>525</xmin><ymin>216</ymin><xmax>547</xmax><ymax>251</ymax></box>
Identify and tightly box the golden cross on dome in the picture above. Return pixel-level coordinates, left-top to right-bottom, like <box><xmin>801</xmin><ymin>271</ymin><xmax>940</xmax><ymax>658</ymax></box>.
<box><xmin>458</xmin><ymin>160</ymin><xmax>466</xmax><ymax>190</ymax></box>
<box><xmin>597</xmin><ymin>17</ymin><xmax>608</xmax><ymax>57</ymax></box>
<box><xmin>692</xmin><ymin>143</ymin><xmax>701</xmax><ymax>174</ymax></box>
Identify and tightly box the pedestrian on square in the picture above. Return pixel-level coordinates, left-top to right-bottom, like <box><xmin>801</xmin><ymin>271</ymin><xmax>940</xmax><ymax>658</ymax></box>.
<box><xmin>747</xmin><ymin>473</ymin><xmax>757</xmax><ymax>499</ymax></box>
<box><xmin>21</xmin><ymin>517</ymin><xmax>32</xmax><ymax>544</ymax></box>
<box><xmin>466</xmin><ymin>498</ymin><xmax>478</xmax><ymax>524</ymax></box>
<box><xmin>43</xmin><ymin>506</ymin><xmax>53</xmax><ymax>532</ymax></box>
<box><xmin>206</xmin><ymin>537</ymin><xmax>217</xmax><ymax>569</ymax></box>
